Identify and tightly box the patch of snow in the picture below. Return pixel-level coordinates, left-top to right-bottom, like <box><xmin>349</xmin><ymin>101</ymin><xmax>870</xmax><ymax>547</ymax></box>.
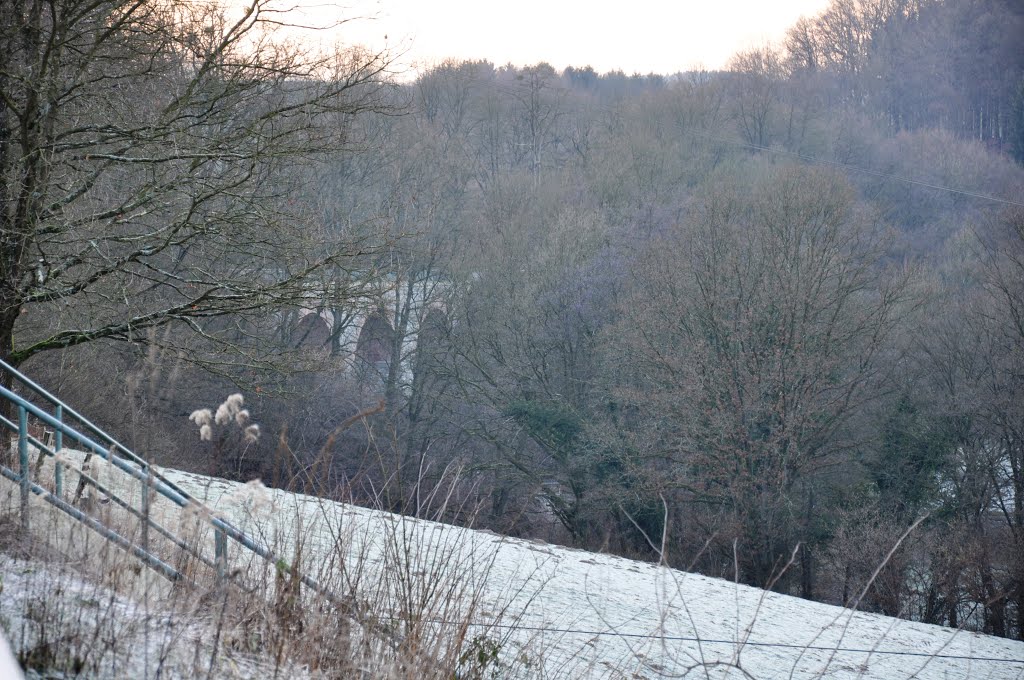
<box><xmin>157</xmin><ymin>467</ymin><xmax>1024</xmax><ymax>679</ymax></box>
<box><xmin>0</xmin><ymin>553</ymin><xmax>309</xmax><ymax>680</ymax></box>
<box><xmin>0</xmin><ymin>628</ymin><xmax>23</xmax><ymax>680</ymax></box>
<box><xmin>9</xmin><ymin>450</ymin><xmax>1024</xmax><ymax>679</ymax></box>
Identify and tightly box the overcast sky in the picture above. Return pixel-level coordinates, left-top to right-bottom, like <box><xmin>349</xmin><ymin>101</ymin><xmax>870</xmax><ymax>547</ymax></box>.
<box><xmin>318</xmin><ymin>0</ymin><xmax>830</xmax><ymax>76</ymax></box>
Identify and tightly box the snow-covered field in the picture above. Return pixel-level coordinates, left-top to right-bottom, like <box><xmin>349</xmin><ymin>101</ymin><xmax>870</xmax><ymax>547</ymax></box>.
<box><xmin>0</xmin><ymin>552</ymin><xmax>305</xmax><ymax>680</ymax></box>
<box><xmin>5</xmin><ymin>450</ymin><xmax>1024</xmax><ymax>679</ymax></box>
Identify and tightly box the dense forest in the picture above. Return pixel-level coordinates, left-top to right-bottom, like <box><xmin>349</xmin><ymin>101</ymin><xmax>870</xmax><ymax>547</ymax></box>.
<box><xmin>7</xmin><ymin>0</ymin><xmax>1024</xmax><ymax>640</ymax></box>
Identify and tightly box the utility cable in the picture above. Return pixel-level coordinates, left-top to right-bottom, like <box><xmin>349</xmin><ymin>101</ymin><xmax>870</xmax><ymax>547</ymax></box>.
<box><xmin>393</xmin><ymin>616</ymin><xmax>1024</xmax><ymax>665</ymax></box>
<box><xmin>693</xmin><ymin>131</ymin><xmax>1024</xmax><ymax>209</ymax></box>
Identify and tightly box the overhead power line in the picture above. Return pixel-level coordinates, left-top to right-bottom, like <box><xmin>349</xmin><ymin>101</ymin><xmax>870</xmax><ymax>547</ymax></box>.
<box><xmin>695</xmin><ymin>132</ymin><xmax>1024</xmax><ymax>209</ymax></box>
<box><xmin>394</xmin><ymin>616</ymin><xmax>1024</xmax><ymax>665</ymax></box>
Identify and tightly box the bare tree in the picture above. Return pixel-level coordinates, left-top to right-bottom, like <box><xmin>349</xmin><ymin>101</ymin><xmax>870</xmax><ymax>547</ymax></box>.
<box><xmin>968</xmin><ymin>209</ymin><xmax>1024</xmax><ymax>638</ymax></box>
<box><xmin>506</xmin><ymin>63</ymin><xmax>565</xmax><ymax>179</ymax></box>
<box><xmin>613</xmin><ymin>165</ymin><xmax>911</xmax><ymax>591</ymax></box>
<box><xmin>0</xmin><ymin>0</ymin><xmax>393</xmax><ymax>384</ymax></box>
<box><xmin>728</xmin><ymin>45</ymin><xmax>785</xmax><ymax>148</ymax></box>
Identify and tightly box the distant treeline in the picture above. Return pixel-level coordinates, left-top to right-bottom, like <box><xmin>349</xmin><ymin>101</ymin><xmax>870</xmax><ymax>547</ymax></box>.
<box><xmin>565</xmin><ymin>0</ymin><xmax>1024</xmax><ymax>160</ymax></box>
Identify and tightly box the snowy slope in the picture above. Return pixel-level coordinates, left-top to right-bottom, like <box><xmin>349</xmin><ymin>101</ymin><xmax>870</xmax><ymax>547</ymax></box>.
<box><xmin>151</xmin><ymin>466</ymin><xmax>1024</xmax><ymax>680</ymax></box>
<box><xmin>12</xmin><ymin>450</ymin><xmax>1024</xmax><ymax>679</ymax></box>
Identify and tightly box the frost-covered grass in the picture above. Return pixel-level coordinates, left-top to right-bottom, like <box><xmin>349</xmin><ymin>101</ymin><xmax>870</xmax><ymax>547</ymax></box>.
<box><xmin>3</xmin><ymin>448</ymin><xmax>1024</xmax><ymax>679</ymax></box>
<box><xmin>0</xmin><ymin>448</ymin><xmax>517</xmax><ymax>679</ymax></box>
<box><xmin>0</xmin><ymin>552</ymin><xmax>309</xmax><ymax>680</ymax></box>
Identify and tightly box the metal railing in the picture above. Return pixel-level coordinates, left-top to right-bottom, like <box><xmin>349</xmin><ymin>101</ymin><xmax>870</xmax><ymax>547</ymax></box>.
<box><xmin>0</xmin><ymin>358</ymin><xmax>335</xmax><ymax>600</ymax></box>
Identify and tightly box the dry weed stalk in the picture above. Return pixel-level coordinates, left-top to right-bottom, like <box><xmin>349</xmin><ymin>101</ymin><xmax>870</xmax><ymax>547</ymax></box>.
<box><xmin>0</xmin><ymin>436</ymin><xmax>529</xmax><ymax>679</ymax></box>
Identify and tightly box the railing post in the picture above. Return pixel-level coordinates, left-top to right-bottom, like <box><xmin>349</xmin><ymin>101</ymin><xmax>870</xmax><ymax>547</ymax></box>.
<box><xmin>140</xmin><ymin>467</ymin><xmax>150</xmax><ymax>552</ymax></box>
<box><xmin>19</xmin><ymin>406</ymin><xmax>29</xmax><ymax>534</ymax></box>
<box><xmin>54</xmin><ymin>404</ymin><xmax>63</xmax><ymax>497</ymax></box>
<box><xmin>215</xmin><ymin>527</ymin><xmax>228</xmax><ymax>586</ymax></box>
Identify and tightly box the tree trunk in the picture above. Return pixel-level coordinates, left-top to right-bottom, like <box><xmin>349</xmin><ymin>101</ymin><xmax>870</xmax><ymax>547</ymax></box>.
<box><xmin>801</xmin><ymin>488</ymin><xmax>815</xmax><ymax>600</ymax></box>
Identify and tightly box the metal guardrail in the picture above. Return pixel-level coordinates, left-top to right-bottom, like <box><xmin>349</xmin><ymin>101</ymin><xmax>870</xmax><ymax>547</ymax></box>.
<box><xmin>0</xmin><ymin>358</ymin><xmax>336</xmax><ymax>601</ymax></box>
